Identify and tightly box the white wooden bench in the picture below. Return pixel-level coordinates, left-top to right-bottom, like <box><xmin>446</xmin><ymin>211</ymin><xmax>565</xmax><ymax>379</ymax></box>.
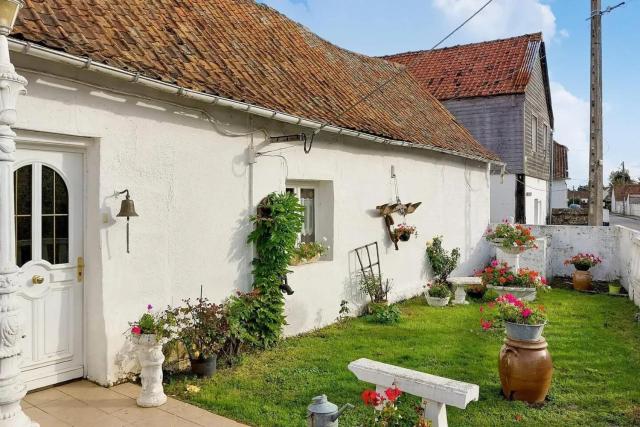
<box><xmin>348</xmin><ymin>358</ymin><xmax>479</xmax><ymax>427</ymax></box>
<box><xmin>447</xmin><ymin>277</ymin><xmax>481</xmax><ymax>305</ymax></box>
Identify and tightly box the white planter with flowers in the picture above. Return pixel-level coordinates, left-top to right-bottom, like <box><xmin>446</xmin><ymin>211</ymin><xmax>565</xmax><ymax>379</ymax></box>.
<box><xmin>424</xmin><ymin>281</ymin><xmax>451</xmax><ymax>307</ymax></box>
<box><xmin>487</xmin><ymin>285</ymin><xmax>538</xmax><ymax>302</ymax></box>
<box><xmin>479</xmin><ymin>261</ymin><xmax>548</xmax><ymax>302</ymax></box>
<box><xmin>485</xmin><ymin>223</ymin><xmax>537</xmax><ymax>273</ymax></box>
<box><xmin>129</xmin><ymin>304</ymin><xmax>172</xmax><ymax>407</ymax></box>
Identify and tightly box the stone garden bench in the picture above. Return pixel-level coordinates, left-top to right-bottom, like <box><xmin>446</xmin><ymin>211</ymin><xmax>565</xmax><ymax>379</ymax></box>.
<box><xmin>348</xmin><ymin>358</ymin><xmax>479</xmax><ymax>427</ymax></box>
<box><xmin>447</xmin><ymin>276</ymin><xmax>481</xmax><ymax>304</ymax></box>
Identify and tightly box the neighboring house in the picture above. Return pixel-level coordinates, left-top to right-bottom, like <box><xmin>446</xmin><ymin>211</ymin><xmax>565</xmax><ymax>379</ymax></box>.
<box><xmin>9</xmin><ymin>0</ymin><xmax>500</xmax><ymax>388</ymax></box>
<box><xmin>568</xmin><ymin>189</ymin><xmax>590</xmax><ymax>206</ymax></box>
<box><xmin>384</xmin><ymin>33</ymin><xmax>554</xmax><ymax>225</ymax></box>
<box><xmin>551</xmin><ymin>141</ymin><xmax>569</xmax><ymax>208</ymax></box>
<box><xmin>612</xmin><ymin>184</ymin><xmax>640</xmax><ymax>216</ymax></box>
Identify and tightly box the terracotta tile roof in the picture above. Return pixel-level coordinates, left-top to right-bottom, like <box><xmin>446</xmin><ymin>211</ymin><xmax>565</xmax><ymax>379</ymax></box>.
<box><xmin>553</xmin><ymin>141</ymin><xmax>569</xmax><ymax>180</ymax></box>
<box><xmin>382</xmin><ymin>33</ymin><xmax>543</xmax><ymax>101</ymax></box>
<box><xmin>12</xmin><ymin>0</ymin><xmax>500</xmax><ymax>162</ymax></box>
<box><xmin>614</xmin><ymin>184</ymin><xmax>640</xmax><ymax>200</ymax></box>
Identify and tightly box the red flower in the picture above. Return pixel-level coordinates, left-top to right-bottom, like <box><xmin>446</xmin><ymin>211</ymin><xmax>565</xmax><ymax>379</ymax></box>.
<box><xmin>499</xmin><ymin>277</ymin><xmax>507</xmax><ymax>284</ymax></box>
<box><xmin>361</xmin><ymin>389</ymin><xmax>382</xmax><ymax>406</ymax></box>
<box><xmin>479</xmin><ymin>306</ymin><xmax>484</xmax><ymax>313</ymax></box>
<box><xmin>385</xmin><ymin>387</ymin><xmax>402</xmax><ymax>402</ymax></box>
<box><xmin>131</xmin><ymin>326</ymin><xmax>142</xmax><ymax>335</ymax></box>
<box><xmin>481</xmin><ymin>320</ymin><xmax>492</xmax><ymax>330</ymax></box>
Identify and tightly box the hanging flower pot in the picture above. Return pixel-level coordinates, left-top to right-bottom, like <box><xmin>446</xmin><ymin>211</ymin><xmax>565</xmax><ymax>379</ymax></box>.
<box><xmin>393</xmin><ymin>224</ymin><xmax>416</xmax><ymax>242</ymax></box>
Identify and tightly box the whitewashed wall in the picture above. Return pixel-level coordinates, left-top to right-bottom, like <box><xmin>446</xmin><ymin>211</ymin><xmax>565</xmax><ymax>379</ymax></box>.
<box><xmin>13</xmin><ymin>59</ymin><xmax>492</xmax><ymax>385</ymax></box>
<box><xmin>490</xmin><ymin>174</ymin><xmax>515</xmax><ymax>223</ymax></box>
<box><xmin>617</xmin><ymin>226</ymin><xmax>640</xmax><ymax>305</ymax></box>
<box><xmin>524</xmin><ymin>176</ymin><xmax>548</xmax><ymax>225</ymax></box>
<box><xmin>551</xmin><ymin>180</ymin><xmax>567</xmax><ymax>209</ymax></box>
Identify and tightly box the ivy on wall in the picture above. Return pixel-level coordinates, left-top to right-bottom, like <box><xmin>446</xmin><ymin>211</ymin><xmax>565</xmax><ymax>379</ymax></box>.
<box><xmin>245</xmin><ymin>192</ymin><xmax>304</xmax><ymax>348</ymax></box>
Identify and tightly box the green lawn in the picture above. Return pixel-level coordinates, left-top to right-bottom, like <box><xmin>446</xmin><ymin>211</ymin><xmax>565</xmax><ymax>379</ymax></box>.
<box><xmin>165</xmin><ymin>289</ymin><xmax>640</xmax><ymax>426</ymax></box>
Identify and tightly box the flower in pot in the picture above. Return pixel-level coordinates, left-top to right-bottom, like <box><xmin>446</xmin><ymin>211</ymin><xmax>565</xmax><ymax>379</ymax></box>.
<box><xmin>477</xmin><ymin>261</ymin><xmax>548</xmax><ymax>301</ymax></box>
<box><xmin>289</xmin><ymin>241</ymin><xmax>328</xmax><ymax>266</ymax></box>
<box><xmin>426</xmin><ymin>236</ymin><xmax>461</xmax><ymax>301</ymax></box>
<box><xmin>484</xmin><ymin>223</ymin><xmax>537</xmax><ymax>253</ymax></box>
<box><xmin>167</xmin><ymin>298</ymin><xmax>229</xmax><ymax>378</ymax></box>
<box><xmin>128</xmin><ymin>304</ymin><xmax>175</xmax><ymax>407</ymax></box>
<box><xmin>424</xmin><ymin>281</ymin><xmax>451</xmax><ymax>307</ymax></box>
<box><xmin>564</xmin><ymin>253</ymin><xmax>602</xmax><ymax>291</ymax></box>
<box><xmin>479</xmin><ymin>293</ymin><xmax>548</xmax><ymax>341</ymax></box>
<box><xmin>394</xmin><ymin>224</ymin><xmax>417</xmax><ymax>242</ymax></box>
<box><xmin>360</xmin><ymin>387</ymin><xmax>429</xmax><ymax>426</ymax></box>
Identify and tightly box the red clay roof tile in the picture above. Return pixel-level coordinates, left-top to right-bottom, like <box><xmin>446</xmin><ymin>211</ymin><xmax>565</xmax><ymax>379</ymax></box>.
<box><xmin>383</xmin><ymin>33</ymin><xmax>543</xmax><ymax>101</ymax></box>
<box><xmin>12</xmin><ymin>0</ymin><xmax>500</xmax><ymax>162</ymax></box>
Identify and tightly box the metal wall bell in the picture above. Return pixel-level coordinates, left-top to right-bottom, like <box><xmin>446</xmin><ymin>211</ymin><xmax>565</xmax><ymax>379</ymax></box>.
<box><xmin>116</xmin><ymin>189</ymin><xmax>138</xmax><ymax>253</ymax></box>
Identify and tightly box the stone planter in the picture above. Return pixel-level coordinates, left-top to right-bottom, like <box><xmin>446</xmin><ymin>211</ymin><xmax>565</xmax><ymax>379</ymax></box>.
<box><xmin>487</xmin><ymin>285</ymin><xmax>537</xmax><ymax>302</ymax></box>
<box><xmin>290</xmin><ymin>254</ymin><xmax>320</xmax><ymax>266</ymax></box>
<box><xmin>499</xmin><ymin>337</ymin><xmax>553</xmax><ymax>403</ymax></box>
<box><xmin>572</xmin><ymin>270</ymin><xmax>593</xmax><ymax>291</ymax></box>
<box><xmin>504</xmin><ymin>321</ymin><xmax>546</xmax><ymax>341</ymax></box>
<box><xmin>424</xmin><ymin>294</ymin><xmax>450</xmax><ymax>307</ymax></box>
<box><xmin>132</xmin><ymin>334</ymin><xmax>167</xmax><ymax>407</ymax></box>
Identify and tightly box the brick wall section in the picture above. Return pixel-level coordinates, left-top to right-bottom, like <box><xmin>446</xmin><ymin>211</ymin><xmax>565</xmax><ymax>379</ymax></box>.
<box><xmin>524</xmin><ymin>52</ymin><xmax>552</xmax><ymax>180</ymax></box>
<box><xmin>444</xmin><ymin>94</ymin><xmax>524</xmax><ymax>174</ymax></box>
<box><xmin>551</xmin><ymin>208</ymin><xmax>588</xmax><ymax>225</ymax></box>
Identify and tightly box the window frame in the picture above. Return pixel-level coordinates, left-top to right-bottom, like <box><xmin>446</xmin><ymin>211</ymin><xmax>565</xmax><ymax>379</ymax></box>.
<box><xmin>531</xmin><ymin>114</ymin><xmax>539</xmax><ymax>153</ymax></box>
<box><xmin>285</xmin><ymin>183</ymin><xmax>318</xmax><ymax>244</ymax></box>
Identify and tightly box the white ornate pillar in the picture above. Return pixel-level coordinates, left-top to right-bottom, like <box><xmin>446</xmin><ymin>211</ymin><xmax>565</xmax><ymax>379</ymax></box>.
<box><xmin>0</xmin><ymin>33</ymin><xmax>35</xmax><ymax>427</ymax></box>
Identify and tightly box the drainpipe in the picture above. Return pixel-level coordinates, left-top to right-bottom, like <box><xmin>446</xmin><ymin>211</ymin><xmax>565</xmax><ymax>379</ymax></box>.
<box><xmin>0</xmin><ymin>31</ymin><xmax>33</xmax><ymax>427</ymax></box>
<box><xmin>547</xmin><ymin>133</ymin><xmax>554</xmax><ymax>224</ymax></box>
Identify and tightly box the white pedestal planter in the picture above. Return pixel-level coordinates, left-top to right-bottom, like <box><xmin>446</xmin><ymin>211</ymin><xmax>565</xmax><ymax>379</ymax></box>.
<box><xmin>495</xmin><ymin>247</ymin><xmax>522</xmax><ymax>271</ymax></box>
<box><xmin>447</xmin><ymin>277</ymin><xmax>481</xmax><ymax>305</ymax></box>
<box><xmin>425</xmin><ymin>294</ymin><xmax>450</xmax><ymax>307</ymax></box>
<box><xmin>487</xmin><ymin>285</ymin><xmax>537</xmax><ymax>302</ymax></box>
<box><xmin>132</xmin><ymin>334</ymin><xmax>167</xmax><ymax>407</ymax></box>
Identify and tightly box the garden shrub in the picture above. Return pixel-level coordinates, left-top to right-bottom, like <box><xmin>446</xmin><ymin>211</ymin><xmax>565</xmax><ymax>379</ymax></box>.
<box><xmin>368</xmin><ymin>303</ymin><xmax>401</xmax><ymax>324</ymax></box>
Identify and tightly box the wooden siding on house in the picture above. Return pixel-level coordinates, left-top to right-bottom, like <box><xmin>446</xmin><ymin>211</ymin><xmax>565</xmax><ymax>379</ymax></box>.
<box><xmin>443</xmin><ymin>95</ymin><xmax>525</xmax><ymax>173</ymax></box>
<box><xmin>524</xmin><ymin>52</ymin><xmax>552</xmax><ymax>180</ymax></box>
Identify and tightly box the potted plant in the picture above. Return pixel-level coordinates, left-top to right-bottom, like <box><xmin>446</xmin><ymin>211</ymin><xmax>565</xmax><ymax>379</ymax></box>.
<box><xmin>564</xmin><ymin>253</ymin><xmax>602</xmax><ymax>291</ymax></box>
<box><xmin>477</xmin><ymin>261</ymin><xmax>548</xmax><ymax>301</ymax></box>
<box><xmin>359</xmin><ymin>274</ymin><xmax>391</xmax><ymax>308</ymax></box>
<box><xmin>290</xmin><ymin>241</ymin><xmax>328</xmax><ymax>265</ymax></box>
<box><xmin>485</xmin><ymin>223</ymin><xmax>538</xmax><ymax>254</ymax></box>
<box><xmin>479</xmin><ymin>293</ymin><xmax>548</xmax><ymax>340</ymax></box>
<box><xmin>167</xmin><ymin>298</ymin><xmax>229</xmax><ymax>378</ymax></box>
<box><xmin>128</xmin><ymin>304</ymin><xmax>175</xmax><ymax>407</ymax></box>
<box><xmin>424</xmin><ymin>281</ymin><xmax>451</xmax><ymax>307</ymax></box>
<box><xmin>394</xmin><ymin>224</ymin><xmax>417</xmax><ymax>242</ymax></box>
<box><xmin>426</xmin><ymin>236</ymin><xmax>461</xmax><ymax>302</ymax></box>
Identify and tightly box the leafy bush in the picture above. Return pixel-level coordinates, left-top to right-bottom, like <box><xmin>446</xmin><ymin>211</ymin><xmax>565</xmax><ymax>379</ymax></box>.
<box><xmin>247</xmin><ymin>192</ymin><xmax>304</xmax><ymax>348</ymax></box>
<box><xmin>359</xmin><ymin>274</ymin><xmax>391</xmax><ymax>304</ymax></box>
<box><xmin>368</xmin><ymin>303</ymin><xmax>401</xmax><ymax>324</ymax></box>
<box><xmin>129</xmin><ymin>304</ymin><xmax>175</xmax><ymax>340</ymax></box>
<box><xmin>426</xmin><ymin>236</ymin><xmax>460</xmax><ymax>282</ymax></box>
<box><xmin>481</xmin><ymin>289</ymin><xmax>499</xmax><ymax>302</ymax></box>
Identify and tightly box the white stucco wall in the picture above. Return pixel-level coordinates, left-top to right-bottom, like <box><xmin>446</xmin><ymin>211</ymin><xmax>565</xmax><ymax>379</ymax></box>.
<box><xmin>524</xmin><ymin>176</ymin><xmax>549</xmax><ymax>225</ymax></box>
<box><xmin>617</xmin><ymin>226</ymin><xmax>640</xmax><ymax>304</ymax></box>
<box><xmin>12</xmin><ymin>60</ymin><xmax>492</xmax><ymax>385</ymax></box>
<box><xmin>551</xmin><ymin>179</ymin><xmax>567</xmax><ymax>209</ymax></box>
<box><xmin>490</xmin><ymin>174</ymin><xmax>515</xmax><ymax>223</ymax></box>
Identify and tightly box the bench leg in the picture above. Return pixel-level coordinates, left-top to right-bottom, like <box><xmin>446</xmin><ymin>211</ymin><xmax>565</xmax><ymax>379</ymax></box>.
<box><xmin>453</xmin><ymin>285</ymin><xmax>468</xmax><ymax>305</ymax></box>
<box><xmin>422</xmin><ymin>399</ymin><xmax>447</xmax><ymax>427</ymax></box>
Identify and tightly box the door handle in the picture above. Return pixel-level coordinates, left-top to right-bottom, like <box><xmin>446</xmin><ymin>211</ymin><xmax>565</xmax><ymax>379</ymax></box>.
<box><xmin>32</xmin><ymin>275</ymin><xmax>44</xmax><ymax>285</ymax></box>
<box><xmin>77</xmin><ymin>257</ymin><xmax>84</xmax><ymax>282</ymax></box>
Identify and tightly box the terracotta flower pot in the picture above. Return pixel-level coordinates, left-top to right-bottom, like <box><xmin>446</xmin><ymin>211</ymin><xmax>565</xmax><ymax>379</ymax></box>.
<box><xmin>572</xmin><ymin>270</ymin><xmax>593</xmax><ymax>291</ymax></box>
<box><xmin>499</xmin><ymin>337</ymin><xmax>553</xmax><ymax>404</ymax></box>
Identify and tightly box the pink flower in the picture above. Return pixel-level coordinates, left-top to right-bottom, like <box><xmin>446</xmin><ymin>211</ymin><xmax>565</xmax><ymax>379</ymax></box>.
<box><xmin>491</xmin><ymin>260</ymin><xmax>499</xmax><ymax>267</ymax></box>
<box><xmin>521</xmin><ymin>308</ymin><xmax>533</xmax><ymax>318</ymax></box>
<box><xmin>147</xmin><ymin>304</ymin><xmax>153</xmax><ymax>311</ymax></box>
<box><xmin>131</xmin><ymin>326</ymin><xmax>142</xmax><ymax>335</ymax></box>
<box><xmin>481</xmin><ymin>320</ymin><xmax>492</xmax><ymax>330</ymax></box>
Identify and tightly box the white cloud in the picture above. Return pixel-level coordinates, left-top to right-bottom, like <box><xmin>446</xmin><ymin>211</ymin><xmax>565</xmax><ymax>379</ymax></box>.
<box><xmin>550</xmin><ymin>81</ymin><xmax>590</xmax><ymax>185</ymax></box>
<box><xmin>432</xmin><ymin>0</ymin><xmax>557</xmax><ymax>42</ymax></box>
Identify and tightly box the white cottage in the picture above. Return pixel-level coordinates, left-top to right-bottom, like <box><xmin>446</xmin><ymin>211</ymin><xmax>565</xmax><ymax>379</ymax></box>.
<box><xmin>3</xmin><ymin>0</ymin><xmax>501</xmax><ymax>392</ymax></box>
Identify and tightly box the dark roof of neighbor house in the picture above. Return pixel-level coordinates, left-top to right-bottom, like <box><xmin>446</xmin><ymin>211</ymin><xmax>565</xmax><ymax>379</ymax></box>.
<box><xmin>614</xmin><ymin>184</ymin><xmax>640</xmax><ymax>200</ymax></box>
<box><xmin>553</xmin><ymin>141</ymin><xmax>569</xmax><ymax>180</ymax></box>
<box><xmin>382</xmin><ymin>33</ymin><xmax>545</xmax><ymax>101</ymax></box>
<box><xmin>12</xmin><ymin>0</ymin><xmax>500</xmax><ymax>162</ymax></box>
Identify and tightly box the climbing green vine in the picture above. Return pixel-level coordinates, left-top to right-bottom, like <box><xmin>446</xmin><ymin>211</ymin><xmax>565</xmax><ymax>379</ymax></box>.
<box><xmin>245</xmin><ymin>192</ymin><xmax>304</xmax><ymax>348</ymax></box>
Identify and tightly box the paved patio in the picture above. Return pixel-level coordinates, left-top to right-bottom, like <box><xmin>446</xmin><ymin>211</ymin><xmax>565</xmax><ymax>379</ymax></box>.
<box><xmin>23</xmin><ymin>380</ymin><xmax>246</xmax><ymax>427</ymax></box>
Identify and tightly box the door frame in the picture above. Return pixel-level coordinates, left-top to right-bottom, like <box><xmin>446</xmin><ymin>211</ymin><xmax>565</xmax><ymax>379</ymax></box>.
<box><xmin>15</xmin><ymin>128</ymin><xmax>96</xmax><ymax>385</ymax></box>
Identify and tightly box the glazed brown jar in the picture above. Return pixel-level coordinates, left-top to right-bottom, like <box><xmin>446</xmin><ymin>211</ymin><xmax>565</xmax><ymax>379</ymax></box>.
<box><xmin>572</xmin><ymin>270</ymin><xmax>593</xmax><ymax>291</ymax></box>
<box><xmin>499</xmin><ymin>337</ymin><xmax>553</xmax><ymax>404</ymax></box>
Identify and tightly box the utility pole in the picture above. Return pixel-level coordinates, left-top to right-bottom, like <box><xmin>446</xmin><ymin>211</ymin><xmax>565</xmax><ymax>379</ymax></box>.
<box><xmin>588</xmin><ymin>1</ymin><xmax>625</xmax><ymax>225</ymax></box>
<box><xmin>588</xmin><ymin>0</ymin><xmax>604</xmax><ymax>225</ymax></box>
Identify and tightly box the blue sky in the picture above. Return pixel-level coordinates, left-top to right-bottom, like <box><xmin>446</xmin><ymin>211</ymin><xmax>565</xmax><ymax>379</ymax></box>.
<box><xmin>258</xmin><ymin>0</ymin><xmax>639</xmax><ymax>186</ymax></box>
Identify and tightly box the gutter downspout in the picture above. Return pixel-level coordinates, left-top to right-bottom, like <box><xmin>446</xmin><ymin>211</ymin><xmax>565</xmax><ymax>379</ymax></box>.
<box><xmin>547</xmin><ymin>134</ymin><xmax>554</xmax><ymax>224</ymax></box>
<box><xmin>9</xmin><ymin>38</ymin><xmax>504</xmax><ymax>167</ymax></box>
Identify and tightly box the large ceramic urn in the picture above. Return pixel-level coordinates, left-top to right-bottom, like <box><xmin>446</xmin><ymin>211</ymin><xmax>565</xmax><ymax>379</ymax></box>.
<box><xmin>499</xmin><ymin>337</ymin><xmax>553</xmax><ymax>404</ymax></box>
<box><xmin>572</xmin><ymin>270</ymin><xmax>593</xmax><ymax>291</ymax></box>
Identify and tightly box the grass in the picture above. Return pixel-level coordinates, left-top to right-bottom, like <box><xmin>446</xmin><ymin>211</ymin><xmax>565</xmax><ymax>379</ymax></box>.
<box><xmin>165</xmin><ymin>289</ymin><xmax>640</xmax><ymax>426</ymax></box>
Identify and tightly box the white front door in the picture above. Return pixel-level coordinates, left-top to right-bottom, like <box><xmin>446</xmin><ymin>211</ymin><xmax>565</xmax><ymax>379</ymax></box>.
<box><xmin>13</xmin><ymin>147</ymin><xmax>84</xmax><ymax>390</ymax></box>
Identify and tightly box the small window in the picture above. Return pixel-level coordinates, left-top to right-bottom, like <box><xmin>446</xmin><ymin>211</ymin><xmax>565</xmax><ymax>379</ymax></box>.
<box><xmin>542</xmin><ymin>123</ymin><xmax>549</xmax><ymax>154</ymax></box>
<box><xmin>14</xmin><ymin>165</ymin><xmax>33</xmax><ymax>267</ymax></box>
<box><xmin>286</xmin><ymin>185</ymin><xmax>316</xmax><ymax>243</ymax></box>
<box><xmin>41</xmin><ymin>166</ymin><xmax>69</xmax><ymax>264</ymax></box>
<box><xmin>531</xmin><ymin>115</ymin><xmax>538</xmax><ymax>152</ymax></box>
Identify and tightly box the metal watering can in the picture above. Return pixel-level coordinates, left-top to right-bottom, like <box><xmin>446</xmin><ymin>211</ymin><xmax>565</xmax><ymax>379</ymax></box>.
<box><xmin>307</xmin><ymin>395</ymin><xmax>353</xmax><ymax>427</ymax></box>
